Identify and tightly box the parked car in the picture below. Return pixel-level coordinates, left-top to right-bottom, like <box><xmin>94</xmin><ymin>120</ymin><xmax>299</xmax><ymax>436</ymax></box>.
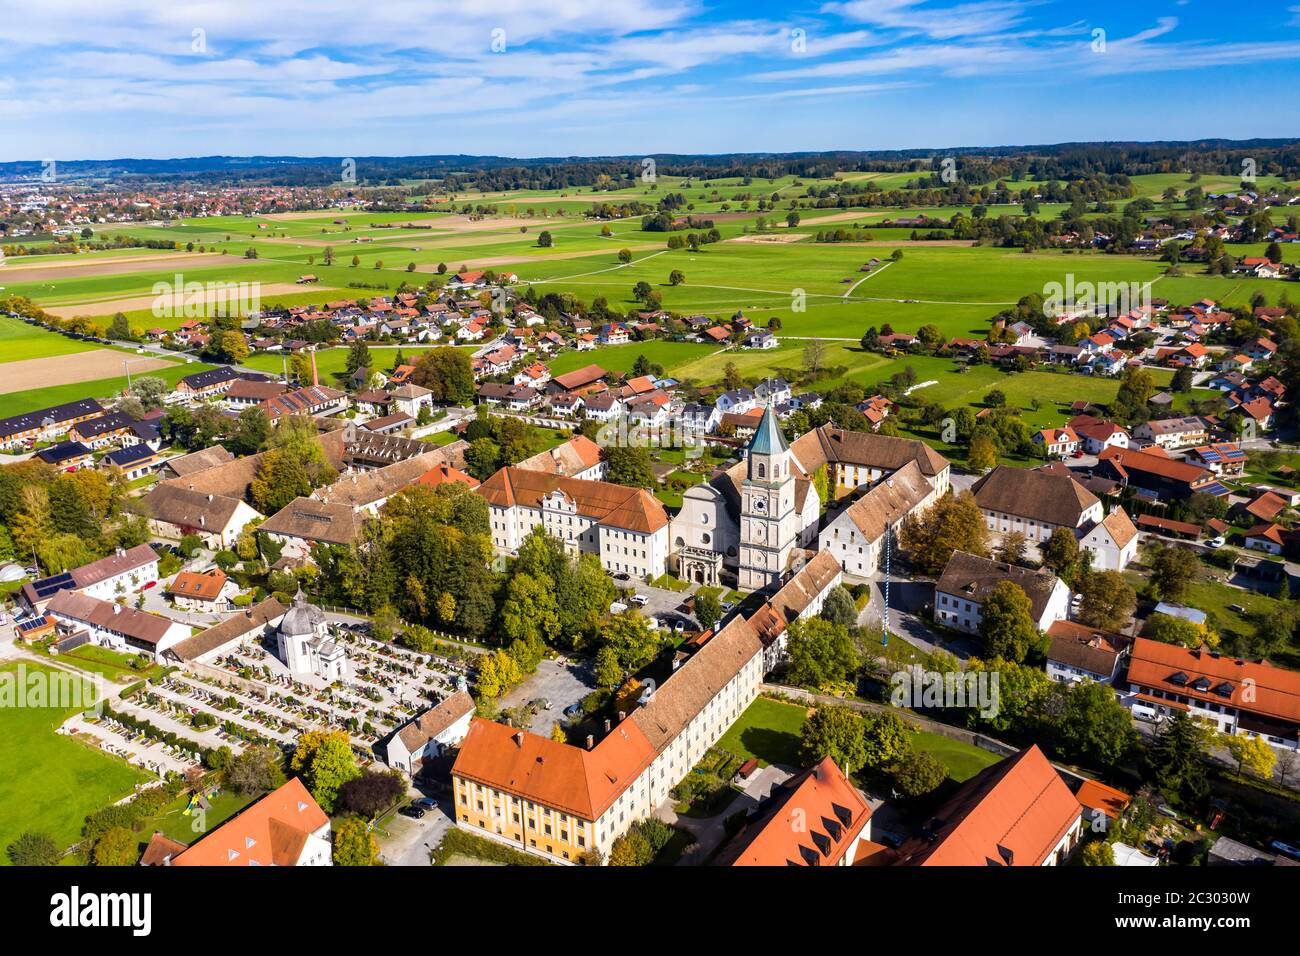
<box><xmin>630</xmin><ymin>594</ymin><xmax>649</xmax><ymax>606</ymax></box>
<box><xmin>399</xmin><ymin>805</ymin><xmax>426</xmax><ymax>819</ymax></box>
<box><xmin>1206</xmin><ymin>537</ymin><xmax>1226</xmax><ymax>549</ymax></box>
<box><xmin>412</xmin><ymin>797</ymin><xmax>438</xmax><ymax>811</ymax></box>
<box><xmin>674</xmin><ymin>621</ymin><xmax>686</xmax><ymax>634</ymax></box>
<box><xmin>563</xmin><ymin>703</ymin><xmax>582</xmax><ymax>718</ymax></box>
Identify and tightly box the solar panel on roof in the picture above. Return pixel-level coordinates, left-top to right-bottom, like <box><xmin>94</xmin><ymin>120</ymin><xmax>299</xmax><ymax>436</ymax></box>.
<box><xmin>30</xmin><ymin>573</ymin><xmax>74</xmax><ymax>599</ymax></box>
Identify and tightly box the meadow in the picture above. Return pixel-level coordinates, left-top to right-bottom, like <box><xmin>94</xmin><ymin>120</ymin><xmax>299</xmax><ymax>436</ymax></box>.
<box><xmin>0</xmin><ymin>662</ymin><xmax>147</xmax><ymax>862</ymax></box>
<box><xmin>0</xmin><ymin>313</ymin><xmax>95</xmax><ymax>363</ymax></box>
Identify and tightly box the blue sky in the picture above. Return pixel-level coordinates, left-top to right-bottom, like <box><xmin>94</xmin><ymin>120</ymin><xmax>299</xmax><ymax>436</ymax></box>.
<box><xmin>2</xmin><ymin>0</ymin><xmax>1299</xmax><ymax>161</ymax></box>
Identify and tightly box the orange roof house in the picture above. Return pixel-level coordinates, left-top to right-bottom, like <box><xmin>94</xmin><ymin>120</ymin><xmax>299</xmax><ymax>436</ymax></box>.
<box><xmin>166</xmin><ymin>568</ymin><xmax>229</xmax><ymax>604</ymax></box>
<box><xmin>892</xmin><ymin>746</ymin><xmax>1082</xmax><ymax>866</ymax></box>
<box><xmin>715</xmin><ymin>757</ymin><xmax>872</xmax><ymax>866</ymax></box>
<box><xmin>172</xmin><ymin>777</ymin><xmax>330</xmax><ymax>866</ymax></box>
<box><xmin>416</xmin><ymin>462</ymin><xmax>480</xmax><ymax>490</ymax></box>
<box><xmin>1126</xmin><ymin>637</ymin><xmax>1300</xmax><ymax>730</ymax></box>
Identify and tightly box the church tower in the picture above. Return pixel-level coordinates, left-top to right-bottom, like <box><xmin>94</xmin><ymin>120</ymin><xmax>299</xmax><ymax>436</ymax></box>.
<box><xmin>738</xmin><ymin>402</ymin><xmax>798</xmax><ymax>591</ymax></box>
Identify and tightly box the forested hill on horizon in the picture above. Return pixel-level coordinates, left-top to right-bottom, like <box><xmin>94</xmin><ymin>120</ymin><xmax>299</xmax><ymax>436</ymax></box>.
<box><xmin>2</xmin><ymin>139</ymin><xmax>1299</xmax><ymax>189</ymax></box>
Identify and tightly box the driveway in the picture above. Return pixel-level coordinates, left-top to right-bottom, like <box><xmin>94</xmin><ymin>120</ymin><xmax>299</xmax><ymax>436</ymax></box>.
<box><xmin>377</xmin><ymin>805</ymin><xmax>453</xmax><ymax>866</ymax></box>
<box><xmin>658</xmin><ymin>763</ymin><xmax>794</xmax><ymax>865</ymax></box>
<box><xmin>497</xmin><ymin>657</ymin><xmax>596</xmax><ymax>734</ymax></box>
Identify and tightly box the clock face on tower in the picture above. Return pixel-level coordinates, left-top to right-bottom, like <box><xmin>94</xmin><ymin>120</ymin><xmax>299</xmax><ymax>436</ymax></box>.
<box><xmin>753</xmin><ymin>497</ymin><xmax>766</xmax><ymax>513</ymax></box>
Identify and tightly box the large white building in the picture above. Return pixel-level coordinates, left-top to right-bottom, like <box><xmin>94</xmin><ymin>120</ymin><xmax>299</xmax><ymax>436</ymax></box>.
<box><xmin>18</xmin><ymin>544</ymin><xmax>159</xmax><ymax>615</ymax></box>
<box><xmin>972</xmin><ymin>465</ymin><xmax>1137</xmax><ymax>571</ymax></box>
<box><xmin>818</xmin><ymin>460</ymin><xmax>936</xmax><ymax>580</ymax></box>
<box><xmin>452</xmin><ymin>614</ymin><xmax>765</xmax><ymax>863</ymax></box>
<box><xmin>478</xmin><ymin>467</ymin><xmax>671</xmax><ymax>580</ymax></box>
<box><xmin>45</xmin><ymin>590</ymin><xmax>190</xmax><ymax>661</ymax></box>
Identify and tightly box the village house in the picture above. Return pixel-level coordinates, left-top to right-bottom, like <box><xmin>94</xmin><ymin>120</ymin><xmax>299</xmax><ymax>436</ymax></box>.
<box><xmin>934</xmin><ymin>551</ymin><xmax>1070</xmax><ymax>636</ymax></box>
<box><xmin>714</xmin><ymin>758</ymin><xmax>872</xmax><ymax>866</ymax></box>
<box><xmin>167</xmin><ymin>777</ymin><xmax>332</xmax><ymax>866</ymax></box>
<box><xmin>1132</xmin><ymin>416</ymin><xmax>1210</xmax><ymax>450</ymax></box>
<box><xmin>45</xmin><ymin>589</ymin><xmax>190</xmax><ymax>661</ymax></box>
<box><xmin>18</xmin><ymin>544</ymin><xmax>160</xmax><ymax>615</ymax></box>
<box><xmin>1033</xmin><ymin>426</ymin><xmax>1079</xmax><ymax>457</ymax></box>
<box><xmin>385</xmin><ymin>691</ymin><xmax>476</xmax><ymax>775</ymax></box>
<box><xmin>1045</xmin><ymin>620</ymin><xmax>1131</xmax><ymax>685</ymax></box>
<box><xmin>0</xmin><ymin>398</ymin><xmax>104</xmax><ymax>450</ymax></box>
<box><xmin>1124</xmin><ymin>638</ymin><xmax>1300</xmax><ymax>751</ymax></box>
<box><xmin>166</xmin><ymin>568</ymin><xmax>234</xmax><ymax>610</ymax></box>
<box><xmin>888</xmin><ymin>746</ymin><xmax>1082</xmax><ymax>866</ymax></box>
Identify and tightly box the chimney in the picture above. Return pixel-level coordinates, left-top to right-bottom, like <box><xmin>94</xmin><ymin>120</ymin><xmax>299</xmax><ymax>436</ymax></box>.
<box><xmin>310</xmin><ymin>349</ymin><xmax>319</xmax><ymax>387</ymax></box>
<box><xmin>113</xmin><ymin>604</ymin><xmax>121</xmax><ymax>615</ymax></box>
<box><xmin>585</xmin><ymin>735</ymin><xmax>594</xmax><ymax>750</ymax></box>
<box><xmin>618</xmin><ymin>710</ymin><xmax>626</xmax><ymax>723</ymax></box>
<box><xmin>513</xmin><ymin>731</ymin><xmax>524</xmax><ymax>747</ymax></box>
<box><xmin>603</xmin><ymin>718</ymin><xmax>611</xmax><ymax>734</ymax></box>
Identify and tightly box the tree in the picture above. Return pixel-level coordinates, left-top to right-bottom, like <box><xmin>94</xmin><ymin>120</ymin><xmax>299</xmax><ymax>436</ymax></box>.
<box><xmin>602</xmin><ymin>610</ymin><xmax>661</xmax><ymax>672</ymax></box>
<box><xmin>1150</xmin><ymin>545</ymin><xmax>1200</xmax><ymax>603</ymax></box>
<box><xmin>6</xmin><ymin>831</ymin><xmax>59</xmax><ymax>866</ymax></box>
<box><xmin>861</xmin><ymin>710</ymin><xmax>915</xmax><ymax>771</ymax></box>
<box><xmin>978</xmin><ymin>581</ymin><xmax>1037</xmax><ymax>662</ymax></box>
<box><xmin>500</xmin><ymin>571</ymin><xmax>561</xmax><ymax>645</ymax></box>
<box><xmin>1040</xmin><ymin>526</ymin><xmax>1080</xmax><ymax>580</ymax></box>
<box><xmin>92</xmin><ymin>827</ymin><xmax>139</xmax><ymax>866</ymax></box>
<box><xmin>332</xmin><ymin>816</ymin><xmax>379</xmax><ymax>866</ymax></box>
<box><xmin>967</xmin><ymin>434</ymin><xmax>998</xmax><ymax>472</ymax></box>
<box><xmin>1055</xmin><ymin>680</ymin><xmax>1138</xmax><ymax>765</ymax></box>
<box><xmin>537</xmin><ymin>230</ymin><xmax>553</xmax><ymax>248</ymax></box>
<box><xmin>888</xmin><ymin>750</ymin><xmax>947</xmax><ymax>798</ymax></box>
<box><xmin>693</xmin><ymin>591</ymin><xmax>722</xmax><ymax>629</ymax></box>
<box><xmin>1075</xmin><ymin>570</ymin><xmax>1136</xmax><ymax>630</ymax></box>
<box><xmin>605</xmin><ymin>445</ymin><xmax>654</xmax><ymax>488</ymax></box>
<box><xmin>225</xmin><ymin>745</ymin><xmax>286</xmax><ymax>795</ymax></box>
<box><xmin>799</xmin><ymin>705</ymin><xmax>867</xmax><ymax>773</ymax></box>
<box><xmin>668</xmin><ymin>269</ymin><xmax>685</xmax><ymax>286</ymax></box>
<box><xmin>251</xmin><ymin>448</ymin><xmax>315</xmax><ymax>513</ymax></box>
<box><xmin>786</xmin><ymin>617</ymin><xmax>860</xmax><ymax>690</ymax></box>
<box><xmin>410</xmin><ymin>347</ymin><xmax>476</xmax><ymax>405</ymax></box>
<box><xmin>108</xmin><ymin>311</ymin><xmax>132</xmax><ymax>341</ymax></box>
<box><xmin>1144</xmin><ymin>612</ymin><xmax>1218</xmax><ymax>650</ymax></box>
<box><xmin>465</xmin><ymin>437</ymin><xmax>502</xmax><ymax>481</ymax></box>
<box><xmin>820</xmin><ymin>585</ymin><xmax>858</xmax><ymax>629</ymax></box>
<box><xmin>803</xmin><ymin>338</ymin><xmax>828</xmax><ymax>375</ymax></box>
<box><xmin>1081</xmin><ymin>841</ymin><xmax>1114</xmax><ymax>866</ymax></box>
<box><xmin>594</xmin><ymin>645</ymin><xmax>623</xmax><ymax>689</ymax></box>
<box><xmin>1148</xmin><ymin>713</ymin><xmax>1213</xmax><ymax>806</ymax></box>
<box><xmin>900</xmin><ymin>492</ymin><xmax>989</xmax><ymax>574</ymax></box>
<box><xmin>618</xmin><ymin>248</ymin><xmax>632</xmax><ymax>264</ymax></box>
<box><xmin>338</xmin><ymin>770</ymin><xmax>405</xmax><ymax>818</ymax></box>
<box><xmin>290</xmin><ymin>729</ymin><xmax>361</xmax><ymax>813</ymax></box>
<box><xmin>1223</xmin><ymin>733</ymin><xmax>1276</xmax><ymax>780</ymax></box>
<box><xmin>994</xmin><ymin>531</ymin><xmax>1027</xmax><ymax>566</ymax></box>
<box><xmin>229</xmin><ymin>405</ymin><xmax>271</xmax><ymax>456</ymax></box>
<box><xmin>217</xmin><ymin>331</ymin><xmax>249</xmax><ymax>363</ymax></box>
<box><xmin>345</xmin><ymin>339</ymin><xmax>371</xmax><ymax>377</ymax></box>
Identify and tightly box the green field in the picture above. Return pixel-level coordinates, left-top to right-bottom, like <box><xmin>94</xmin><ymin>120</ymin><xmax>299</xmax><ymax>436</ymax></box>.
<box><xmin>910</xmin><ymin>730</ymin><xmax>1002</xmax><ymax>782</ymax></box>
<box><xmin>0</xmin><ymin>662</ymin><xmax>148</xmax><ymax>862</ymax></box>
<box><xmin>716</xmin><ymin>697</ymin><xmax>808</xmax><ymax>767</ymax></box>
<box><xmin>0</xmin><ymin>314</ymin><xmax>96</xmax><ymax>363</ymax></box>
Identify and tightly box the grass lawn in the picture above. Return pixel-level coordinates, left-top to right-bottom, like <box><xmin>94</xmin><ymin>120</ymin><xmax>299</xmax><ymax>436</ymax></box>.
<box><xmin>0</xmin><ymin>661</ymin><xmax>148</xmax><ymax>861</ymax></box>
<box><xmin>0</xmin><ymin>357</ymin><xmax>211</xmax><ymax>418</ymax></box>
<box><xmin>0</xmin><ymin>313</ymin><xmax>95</xmax><ymax>363</ymax></box>
<box><xmin>35</xmin><ymin>643</ymin><xmax>166</xmax><ymax>684</ymax></box>
<box><xmin>138</xmin><ymin>789</ymin><xmax>254</xmax><ymax>847</ymax></box>
<box><xmin>716</xmin><ymin>697</ymin><xmax>808</xmax><ymax>768</ymax></box>
<box><xmin>910</xmin><ymin>730</ymin><xmax>1002</xmax><ymax>782</ymax></box>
